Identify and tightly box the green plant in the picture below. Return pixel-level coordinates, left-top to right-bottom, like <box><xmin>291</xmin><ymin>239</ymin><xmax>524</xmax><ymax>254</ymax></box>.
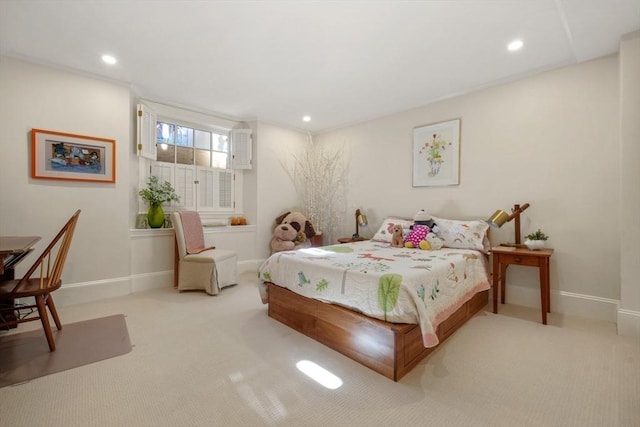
<box><xmin>525</xmin><ymin>229</ymin><xmax>549</xmax><ymax>241</ymax></box>
<box><xmin>138</xmin><ymin>176</ymin><xmax>179</xmax><ymax>207</ymax></box>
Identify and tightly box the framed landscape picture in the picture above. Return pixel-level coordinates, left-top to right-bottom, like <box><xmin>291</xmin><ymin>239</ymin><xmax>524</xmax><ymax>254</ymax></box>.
<box><xmin>412</xmin><ymin>119</ymin><xmax>460</xmax><ymax>187</ymax></box>
<box><xmin>31</xmin><ymin>129</ymin><xmax>116</xmax><ymax>183</ymax></box>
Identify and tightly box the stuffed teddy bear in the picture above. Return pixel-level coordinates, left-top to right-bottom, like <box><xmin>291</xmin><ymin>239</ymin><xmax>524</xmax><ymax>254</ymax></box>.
<box><xmin>270</xmin><ymin>223</ymin><xmax>298</xmax><ymax>253</ymax></box>
<box><xmin>272</xmin><ymin>211</ymin><xmax>317</xmax><ymax>252</ymax></box>
<box><xmin>391</xmin><ymin>224</ymin><xmax>404</xmax><ymax>248</ymax></box>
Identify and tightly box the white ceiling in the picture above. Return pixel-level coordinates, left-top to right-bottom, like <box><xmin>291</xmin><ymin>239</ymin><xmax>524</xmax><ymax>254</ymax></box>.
<box><xmin>1</xmin><ymin>0</ymin><xmax>639</xmax><ymax>133</ymax></box>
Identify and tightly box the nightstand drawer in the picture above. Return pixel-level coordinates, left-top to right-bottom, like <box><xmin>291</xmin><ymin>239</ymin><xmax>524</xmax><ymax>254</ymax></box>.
<box><xmin>498</xmin><ymin>253</ymin><xmax>540</xmax><ymax>266</ymax></box>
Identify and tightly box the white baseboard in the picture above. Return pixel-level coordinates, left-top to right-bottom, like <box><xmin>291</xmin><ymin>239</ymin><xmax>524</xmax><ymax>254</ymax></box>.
<box><xmin>53</xmin><ymin>260</ymin><xmax>262</xmax><ymax>308</ymax></box>
<box><xmin>57</xmin><ymin>275</ymin><xmax>133</xmax><ymax>307</ymax></box>
<box><xmin>490</xmin><ymin>284</ymin><xmax>619</xmax><ymax>323</ymax></box>
<box><xmin>49</xmin><ymin>263</ymin><xmax>633</xmax><ymax>336</ymax></box>
<box><xmin>617</xmin><ymin>308</ymin><xmax>640</xmax><ymax>338</ymax></box>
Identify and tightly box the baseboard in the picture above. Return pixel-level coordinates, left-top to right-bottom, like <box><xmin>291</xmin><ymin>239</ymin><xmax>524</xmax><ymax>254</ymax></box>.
<box><xmin>43</xmin><ymin>263</ymin><xmax>630</xmax><ymax>332</ymax></box>
<box><xmin>51</xmin><ymin>260</ymin><xmax>262</xmax><ymax>308</ymax></box>
<box><xmin>56</xmin><ymin>275</ymin><xmax>135</xmax><ymax>307</ymax></box>
<box><xmin>617</xmin><ymin>308</ymin><xmax>640</xmax><ymax>338</ymax></box>
<box><xmin>491</xmin><ymin>284</ymin><xmax>619</xmax><ymax>323</ymax></box>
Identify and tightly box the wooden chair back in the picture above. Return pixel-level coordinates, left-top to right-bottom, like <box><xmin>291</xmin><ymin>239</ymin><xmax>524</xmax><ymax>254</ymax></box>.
<box><xmin>9</xmin><ymin>209</ymin><xmax>81</xmax><ymax>295</ymax></box>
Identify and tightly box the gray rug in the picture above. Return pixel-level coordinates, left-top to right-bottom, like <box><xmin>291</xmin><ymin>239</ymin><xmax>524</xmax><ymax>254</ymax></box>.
<box><xmin>0</xmin><ymin>314</ymin><xmax>132</xmax><ymax>387</ymax></box>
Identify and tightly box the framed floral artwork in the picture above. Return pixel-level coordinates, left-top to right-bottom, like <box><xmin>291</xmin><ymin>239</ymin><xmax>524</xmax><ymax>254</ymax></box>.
<box><xmin>412</xmin><ymin>119</ymin><xmax>460</xmax><ymax>187</ymax></box>
<box><xmin>31</xmin><ymin>129</ymin><xmax>116</xmax><ymax>183</ymax></box>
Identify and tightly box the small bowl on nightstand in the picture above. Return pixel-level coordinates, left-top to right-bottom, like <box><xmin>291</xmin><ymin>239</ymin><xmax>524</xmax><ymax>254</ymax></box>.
<box><xmin>524</xmin><ymin>239</ymin><xmax>546</xmax><ymax>250</ymax></box>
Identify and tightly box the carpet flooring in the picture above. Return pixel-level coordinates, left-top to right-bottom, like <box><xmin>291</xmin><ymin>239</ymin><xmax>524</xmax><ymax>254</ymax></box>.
<box><xmin>0</xmin><ymin>272</ymin><xmax>637</xmax><ymax>426</ymax></box>
<box><xmin>0</xmin><ymin>314</ymin><xmax>131</xmax><ymax>387</ymax></box>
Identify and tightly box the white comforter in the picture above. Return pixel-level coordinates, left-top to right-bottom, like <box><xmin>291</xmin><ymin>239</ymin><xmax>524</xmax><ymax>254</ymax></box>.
<box><xmin>259</xmin><ymin>240</ymin><xmax>490</xmax><ymax>347</ymax></box>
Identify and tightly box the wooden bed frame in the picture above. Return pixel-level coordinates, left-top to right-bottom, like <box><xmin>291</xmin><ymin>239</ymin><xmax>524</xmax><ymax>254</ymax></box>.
<box><xmin>267</xmin><ymin>282</ymin><xmax>489</xmax><ymax>381</ymax></box>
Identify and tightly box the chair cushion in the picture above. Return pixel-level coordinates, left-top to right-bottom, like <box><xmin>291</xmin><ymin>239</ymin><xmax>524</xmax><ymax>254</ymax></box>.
<box><xmin>183</xmin><ymin>248</ymin><xmax>237</xmax><ymax>263</ymax></box>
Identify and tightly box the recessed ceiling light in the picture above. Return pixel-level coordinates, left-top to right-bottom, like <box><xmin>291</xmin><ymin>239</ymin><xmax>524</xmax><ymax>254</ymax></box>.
<box><xmin>302</xmin><ymin>115</ymin><xmax>311</xmax><ymax>122</ymax></box>
<box><xmin>102</xmin><ymin>54</ymin><xmax>117</xmax><ymax>65</ymax></box>
<box><xmin>507</xmin><ymin>39</ymin><xmax>523</xmax><ymax>52</ymax></box>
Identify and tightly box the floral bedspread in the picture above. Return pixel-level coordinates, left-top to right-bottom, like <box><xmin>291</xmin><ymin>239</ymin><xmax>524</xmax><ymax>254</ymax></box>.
<box><xmin>259</xmin><ymin>240</ymin><xmax>491</xmax><ymax>348</ymax></box>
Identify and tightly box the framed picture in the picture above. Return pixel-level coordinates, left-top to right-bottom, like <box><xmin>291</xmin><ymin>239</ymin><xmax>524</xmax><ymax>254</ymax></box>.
<box><xmin>31</xmin><ymin>129</ymin><xmax>116</xmax><ymax>183</ymax></box>
<box><xmin>412</xmin><ymin>119</ymin><xmax>460</xmax><ymax>187</ymax></box>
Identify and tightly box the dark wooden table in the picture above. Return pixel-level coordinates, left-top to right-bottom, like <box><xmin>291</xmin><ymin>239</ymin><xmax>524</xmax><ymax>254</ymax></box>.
<box><xmin>0</xmin><ymin>235</ymin><xmax>41</xmax><ymax>278</ymax></box>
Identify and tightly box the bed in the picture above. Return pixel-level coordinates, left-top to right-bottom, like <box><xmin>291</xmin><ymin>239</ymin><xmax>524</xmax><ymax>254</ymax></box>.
<box><xmin>259</xmin><ymin>216</ymin><xmax>492</xmax><ymax>381</ymax></box>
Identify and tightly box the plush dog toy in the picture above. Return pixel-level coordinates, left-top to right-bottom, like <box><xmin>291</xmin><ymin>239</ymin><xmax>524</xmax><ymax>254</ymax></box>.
<box><xmin>271</xmin><ymin>211</ymin><xmax>317</xmax><ymax>253</ymax></box>
<box><xmin>270</xmin><ymin>223</ymin><xmax>297</xmax><ymax>253</ymax></box>
<box><xmin>391</xmin><ymin>224</ymin><xmax>404</xmax><ymax>248</ymax></box>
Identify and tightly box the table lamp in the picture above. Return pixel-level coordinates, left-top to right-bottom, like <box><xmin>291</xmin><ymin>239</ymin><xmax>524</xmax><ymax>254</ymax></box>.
<box><xmin>353</xmin><ymin>209</ymin><xmax>368</xmax><ymax>240</ymax></box>
<box><xmin>486</xmin><ymin>203</ymin><xmax>530</xmax><ymax>247</ymax></box>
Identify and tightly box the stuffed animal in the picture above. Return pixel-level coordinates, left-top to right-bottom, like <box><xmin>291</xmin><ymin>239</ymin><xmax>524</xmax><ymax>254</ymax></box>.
<box><xmin>275</xmin><ymin>211</ymin><xmax>316</xmax><ymax>242</ymax></box>
<box><xmin>404</xmin><ymin>224</ymin><xmax>432</xmax><ymax>250</ymax></box>
<box><xmin>270</xmin><ymin>223</ymin><xmax>297</xmax><ymax>253</ymax></box>
<box><xmin>391</xmin><ymin>224</ymin><xmax>404</xmax><ymax>248</ymax></box>
<box><xmin>271</xmin><ymin>211</ymin><xmax>317</xmax><ymax>253</ymax></box>
<box><xmin>413</xmin><ymin>209</ymin><xmax>439</xmax><ymax>233</ymax></box>
<box><xmin>425</xmin><ymin>232</ymin><xmax>444</xmax><ymax>250</ymax></box>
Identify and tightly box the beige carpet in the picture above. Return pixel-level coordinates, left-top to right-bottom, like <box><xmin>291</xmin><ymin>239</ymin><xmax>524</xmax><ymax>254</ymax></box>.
<box><xmin>0</xmin><ymin>314</ymin><xmax>131</xmax><ymax>387</ymax></box>
<box><xmin>0</xmin><ymin>272</ymin><xmax>637</xmax><ymax>426</ymax></box>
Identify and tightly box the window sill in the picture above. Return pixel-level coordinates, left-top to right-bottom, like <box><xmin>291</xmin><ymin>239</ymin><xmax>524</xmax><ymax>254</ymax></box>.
<box><xmin>129</xmin><ymin>224</ymin><xmax>256</xmax><ymax>237</ymax></box>
<box><xmin>203</xmin><ymin>224</ymin><xmax>256</xmax><ymax>234</ymax></box>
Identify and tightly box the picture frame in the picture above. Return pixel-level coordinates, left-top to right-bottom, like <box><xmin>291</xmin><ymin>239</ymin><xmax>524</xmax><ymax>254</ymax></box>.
<box><xmin>31</xmin><ymin>129</ymin><xmax>116</xmax><ymax>183</ymax></box>
<box><xmin>412</xmin><ymin>119</ymin><xmax>460</xmax><ymax>187</ymax></box>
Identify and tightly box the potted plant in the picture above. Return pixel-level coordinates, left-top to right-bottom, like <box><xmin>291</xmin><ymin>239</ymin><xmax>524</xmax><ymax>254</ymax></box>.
<box><xmin>138</xmin><ymin>176</ymin><xmax>179</xmax><ymax>228</ymax></box>
<box><xmin>524</xmin><ymin>228</ymin><xmax>549</xmax><ymax>250</ymax></box>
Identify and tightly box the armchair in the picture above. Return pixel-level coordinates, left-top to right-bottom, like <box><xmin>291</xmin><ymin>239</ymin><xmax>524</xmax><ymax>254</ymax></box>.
<box><xmin>172</xmin><ymin>211</ymin><xmax>237</xmax><ymax>295</ymax></box>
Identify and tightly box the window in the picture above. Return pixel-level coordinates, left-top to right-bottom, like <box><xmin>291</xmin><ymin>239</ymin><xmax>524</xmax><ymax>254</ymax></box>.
<box><xmin>137</xmin><ymin>102</ymin><xmax>251</xmax><ymax>217</ymax></box>
<box><xmin>156</xmin><ymin>121</ymin><xmax>229</xmax><ymax>168</ymax></box>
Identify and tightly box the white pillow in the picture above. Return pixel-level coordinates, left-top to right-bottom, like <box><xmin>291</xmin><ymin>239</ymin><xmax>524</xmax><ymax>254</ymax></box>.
<box><xmin>432</xmin><ymin>216</ymin><xmax>489</xmax><ymax>251</ymax></box>
<box><xmin>371</xmin><ymin>217</ymin><xmax>413</xmax><ymax>243</ymax></box>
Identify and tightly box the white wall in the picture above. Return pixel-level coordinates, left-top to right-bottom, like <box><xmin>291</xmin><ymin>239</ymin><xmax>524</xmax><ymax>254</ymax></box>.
<box><xmin>255</xmin><ymin>122</ymin><xmax>309</xmax><ymax>258</ymax></box>
<box><xmin>317</xmin><ymin>54</ymin><xmax>625</xmax><ymax>322</ymax></box>
<box><xmin>618</xmin><ymin>31</ymin><xmax>640</xmax><ymax>337</ymax></box>
<box><xmin>0</xmin><ymin>57</ymin><xmax>132</xmax><ymax>294</ymax></box>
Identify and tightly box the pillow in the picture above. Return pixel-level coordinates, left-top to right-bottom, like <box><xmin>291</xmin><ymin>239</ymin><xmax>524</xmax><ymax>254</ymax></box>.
<box><xmin>371</xmin><ymin>217</ymin><xmax>413</xmax><ymax>243</ymax></box>
<box><xmin>432</xmin><ymin>216</ymin><xmax>489</xmax><ymax>251</ymax></box>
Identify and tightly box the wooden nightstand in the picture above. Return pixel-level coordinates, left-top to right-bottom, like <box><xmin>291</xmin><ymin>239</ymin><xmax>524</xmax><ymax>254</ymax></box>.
<box><xmin>337</xmin><ymin>237</ymin><xmax>367</xmax><ymax>244</ymax></box>
<box><xmin>490</xmin><ymin>246</ymin><xmax>554</xmax><ymax>324</ymax></box>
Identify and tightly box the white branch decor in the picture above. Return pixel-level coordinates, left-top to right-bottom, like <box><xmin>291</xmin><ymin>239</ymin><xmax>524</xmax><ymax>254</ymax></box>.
<box><xmin>282</xmin><ymin>134</ymin><xmax>347</xmax><ymax>244</ymax></box>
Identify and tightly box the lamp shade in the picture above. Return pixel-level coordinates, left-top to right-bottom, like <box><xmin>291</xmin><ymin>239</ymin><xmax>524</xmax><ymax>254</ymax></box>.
<box><xmin>487</xmin><ymin>210</ymin><xmax>509</xmax><ymax>228</ymax></box>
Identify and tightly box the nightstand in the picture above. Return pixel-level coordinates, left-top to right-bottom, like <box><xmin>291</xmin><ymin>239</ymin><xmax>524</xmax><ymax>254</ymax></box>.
<box><xmin>310</xmin><ymin>233</ymin><xmax>324</xmax><ymax>247</ymax></box>
<box><xmin>337</xmin><ymin>237</ymin><xmax>367</xmax><ymax>244</ymax></box>
<box><xmin>490</xmin><ymin>246</ymin><xmax>554</xmax><ymax>324</ymax></box>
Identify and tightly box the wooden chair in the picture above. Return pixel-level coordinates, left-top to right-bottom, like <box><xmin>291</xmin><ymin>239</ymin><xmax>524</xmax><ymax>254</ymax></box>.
<box><xmin>172</xmin><ymin>211</ymin><xmax>237</xmax><ymax>295</ymax></box>
<box><xmin>0</xmin><ymin>209</ymin><xmax>81</xmax><ymax>351</ymax></box>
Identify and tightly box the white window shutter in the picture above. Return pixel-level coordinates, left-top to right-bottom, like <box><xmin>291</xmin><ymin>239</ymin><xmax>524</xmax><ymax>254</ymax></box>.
<box><xmin>174</xmin><ymin>165</ymin><xmax>195</xmax><ymax>210</ymax></box>
<box><xmin>137</xmin><ymin>103</ymin><xmax>157</xmax><ymax>160</ymax></box>
<box><xmin>218</xmin><ymin>170</ymin><xmax>234</xmax><ymax>209</ymax></box>
<box><xmin>148</xmin><ymin>162</ymin><xmax>175</xmax><ymax>209</ymax></box>
<box><xmin>197</xmin><ymin>167</ymin><xmax>216</xmax><ymax>210</ymax></box>
<box><xmin>150</xmin><ymin>162</ymin><xmax>173</xmax><ymax>184</ymax></box>
<box><xmin>232</xmin><ymin>129</ymin><xmax>252</xmax><ymax>170</ymax></box>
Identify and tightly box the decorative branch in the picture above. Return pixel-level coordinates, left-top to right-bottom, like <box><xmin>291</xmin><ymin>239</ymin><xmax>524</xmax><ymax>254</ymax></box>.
<box><xmin>281</xmin><ymin>133</ymin><xmax>347</xmax><ymax>243</ymax></box>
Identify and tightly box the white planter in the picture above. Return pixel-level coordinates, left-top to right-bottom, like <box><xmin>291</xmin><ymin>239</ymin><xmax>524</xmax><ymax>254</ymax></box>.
<box><xmin>524</xmin><ymin>239</ymin><xmax>546</xmax><ymax>250</ymax></box>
